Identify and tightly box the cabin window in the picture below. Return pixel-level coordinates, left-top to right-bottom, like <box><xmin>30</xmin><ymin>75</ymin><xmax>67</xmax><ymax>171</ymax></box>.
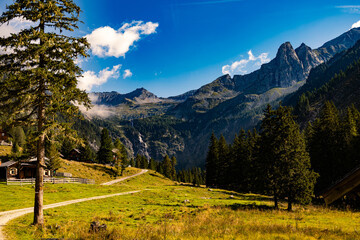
<box><xmin>9</xmin><ymin>168</ymin><xmax>17</xmax><ymax>176</ymax></box>
<box><xmin>44</xmin><ymin>170</ymin><xmax>51</xmax><ymax>176</ymax></box>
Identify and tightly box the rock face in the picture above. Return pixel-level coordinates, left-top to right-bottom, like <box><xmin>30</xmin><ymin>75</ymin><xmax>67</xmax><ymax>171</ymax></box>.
<box><xmin>315</xmin><ymin>27</ymin><xmax>360</xmax><ymax>62</ymax></box>
<box><xmin>93</xmin><ymin>88</ymin><xmax>161</xmax><ymax>106</ymax></box>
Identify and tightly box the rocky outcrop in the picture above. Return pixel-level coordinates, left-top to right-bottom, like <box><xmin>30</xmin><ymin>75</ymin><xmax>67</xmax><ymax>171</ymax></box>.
<box><xmin>93</xmin><ymin>88</ymin><xmax>161</xmax><ymax>106</ymax></box>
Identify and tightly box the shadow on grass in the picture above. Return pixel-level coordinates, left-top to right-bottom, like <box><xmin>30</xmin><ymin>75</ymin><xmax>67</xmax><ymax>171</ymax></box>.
<box><xmin>211</xmin><ymin>189</ymin><xmax>272</xmax><ymax>202</ymax></box>
<box><xmin>87</xmin><ymin>164</ymin><xmax>116</xmax><ymax>177</ymax></box>
<box><xmin>143</xmin><ymin>203</ymin><xmax>199</xmax><ymax>209</ymax></box>
<box><xmin>224</xmin><ymin>202</ymin><xmax>275</xmax><ymax>211</ymax></box>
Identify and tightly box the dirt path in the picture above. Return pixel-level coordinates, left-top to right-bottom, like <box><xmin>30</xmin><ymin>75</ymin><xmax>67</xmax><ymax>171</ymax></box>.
<box><xmin>101</xmin><ymin>169</ymin><xmax>148</xmax><ymax>186</ymax></box>
<box><xmin>0</xmin><ymin>190</ymin><xmax>142</xmax><ymax>240</ymax></box>
<box><xmin>0</xmin><ymin>169</ymin><xmax>150</xmax><ymax>239</ymax></box>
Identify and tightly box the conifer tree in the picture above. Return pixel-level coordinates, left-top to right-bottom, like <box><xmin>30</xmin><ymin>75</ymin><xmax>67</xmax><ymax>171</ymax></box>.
<box><xmin>130</xmin><ymin>158</ymin><xmax>135</xmax><ymax>168</ymax></box>
<box><xmin>217</xmin><ymin>134</ymin><xmax>229</xmax><ymax>188</ymax></box>
<box><xmin>0</xmin><ymin>0</ymin><xmax>90</xmax><ymax>225</ymax></box>
<box><xmin>119</xmin><ymin>143</ymin><xmax>128</xmax><ymax>175</ymax></box>
<box><xmin>162</xmin><ymin>155</ymin><xmax>172</xmax><ymax>179</ymax></box>
<box><xmin>171</xmin><ymin>156</ymin><xmax>177</xmax><ymax>180</ymax></box>
<box><xmin>308</xmin><ymin>101</ymin><xmax>341</xmax><ymax>192</ymax></box>
<box><xmin>149</xmin><ymin>158</ymin><xmax>156</xmax><ymax>170</ymax></box>
<box><xmin>97</xmin><ymin>128</ymin><xmax>113</xmax><ymax>164</ymax></box>
<box><xmin>140</xmin><ymin>155</ymin><xmax>148</xmax><ymax>169</ymax></box>
<box><xmin>205</xmin><ymin>132</ymin><xmax>218</xmax><ymax>187</ymax></box>
<box><xmin>135</xmin><ymin>154</ymin><xmax>142</xmax><ymax>168</ymax></box>
<box><xmin>46</xmin><ymin>139</ymin><xmax>61</xmax><ymax>173</ymax></box>
<box><xmin>258</xmin><ymin>104</ymin><xmax>318</xmax><ymax>210</ymax></box>
<box><xmin>80</xmin><ymin>140</ymin><xmax>95</xmax><ymax>162</ymax></box>
<box><xmin>9</xmin><ymin>126</ymin><xmax>26</xmax><ymax>148</ymax></box>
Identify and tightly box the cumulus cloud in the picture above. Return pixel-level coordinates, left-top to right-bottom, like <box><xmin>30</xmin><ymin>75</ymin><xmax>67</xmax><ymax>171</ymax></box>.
<box><xmin>123</xmin><ymin>69</ymin><xmax>133</xmax><ymax>79</ymax></box>
<box><xmin>86</xmin><ymin>21</ymin><xmax>159</xmax><ymax>58</ymax></box>
<box><xmin>0</xmin><ymin>17</ymin><xmax>33</xmax><ymax>38</ymax></box>
<box><xmin>222</xmin><ymin>50</ymin><xmax>270</xmax><ymax>76</ymax></box>
<box><xmin>76</xmin><ymin>93</ymin><xmax>115</xmax><ymax>119</ymax></box>
<box><xmin>77</xmin><ymin>65</ymin><xmax>121</xmax><ymax>91</ymax></box>
<box><xmin>0</xmin><ymin>17</ymin><xmax>34</xmax><ymax>54</ymax></box>
<box><xmin>351</xmin><ymin>20</ymin><xmax>360</xmax><ymax>29</ymax></box>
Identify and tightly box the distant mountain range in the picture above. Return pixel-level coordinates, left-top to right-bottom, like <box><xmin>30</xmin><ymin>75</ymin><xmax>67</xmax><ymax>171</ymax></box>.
<box><xmin>78</xmin><ymin>27</ymin><xmax>360</xmax><ymax>168</ymax></box>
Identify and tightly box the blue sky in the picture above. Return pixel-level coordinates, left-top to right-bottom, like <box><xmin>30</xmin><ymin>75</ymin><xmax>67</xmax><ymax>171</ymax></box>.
<box><xmin>1</xmin><ymin>0</ymin><xmax>360</xmax><ymax>97</ymax></box>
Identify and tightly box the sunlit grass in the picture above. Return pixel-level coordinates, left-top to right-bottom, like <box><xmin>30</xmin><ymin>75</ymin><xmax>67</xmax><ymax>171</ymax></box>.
<box><xmin>58</xmin><ymin>159</ymin><xmax>140</xmax><ymax>184</ymax></box>
<box><xmin>5</xmin><ymin>171</ymin><xmax>360</xmax><ymax>240</ymax></box>
<box><xmin>0</xmin><ymin>146</ymin><xmax>11</xmax><ymax>157</ymax></box>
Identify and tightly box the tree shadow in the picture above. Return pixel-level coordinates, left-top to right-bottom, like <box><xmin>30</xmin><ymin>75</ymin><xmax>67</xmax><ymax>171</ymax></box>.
<box><xmin>87</xmin><ymin>164</ymin><xmax>116</xmax><ymax>177</ymax></box>
<box><xmin>211</xmin><ymin>189</ymin><xmax>273</xmax><ymax>202</ymax></box>
<box><xmin>224</xmin><ymin>202</ymin><xmax>275</xmax><ymax>211</ymax></box>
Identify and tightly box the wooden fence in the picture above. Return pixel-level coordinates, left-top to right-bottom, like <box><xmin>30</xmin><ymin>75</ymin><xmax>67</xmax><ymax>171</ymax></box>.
<box><xmin>5</xmin><ymin>177</ymin><xmax>95</xmax><ymax>185</ymax></box>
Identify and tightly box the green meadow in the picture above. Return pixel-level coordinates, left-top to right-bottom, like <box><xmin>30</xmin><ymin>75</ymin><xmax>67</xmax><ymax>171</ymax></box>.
<box><xmin>3</xmin><ymin>168</ymin><xmax>360</xmax><ymax>240</ymax></box>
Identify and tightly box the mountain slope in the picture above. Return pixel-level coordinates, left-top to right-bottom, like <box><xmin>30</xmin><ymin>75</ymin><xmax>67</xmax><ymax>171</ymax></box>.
<box><xmin>284</xmin><ymin>38</ymin><xmax>360</xmax><ymax>120</ymax></box>
<box><xmin>171</xmin><ymin>28</ymin><xmax>360</xmax><ymax>120</ymax></box>
<box><xmin>93</xmin><ymin>88</ymin><xmax>162</xmax><ymax>106</ymax></box>
<box><xmin>81</xmin><ymin>27</ymin><xmax>360</xmax><ymax>168</ymax></box>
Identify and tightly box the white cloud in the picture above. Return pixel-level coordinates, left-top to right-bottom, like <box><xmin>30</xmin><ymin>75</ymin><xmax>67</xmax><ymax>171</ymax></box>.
<box><xmin>0</xmin><ymin>17</ymin><xmax>33</xmax><ymax>38</ymax></box>
<box><xmin>336</xmin><ymin>5</ymin><xmax>360</xmax><ymax>14</ymax></box>
<box><xmin>77</xmin><ymin>65</ymin><xmax>121</xmax><ymax>91</ymax></box>
<box><xmin>76</xmin><ymin>93</ymin><xmax>115</xmax><ymax>119</ymax></box>
<box><xmin>86</xmin><ymin>21</ymin><xmax>159</xmax><ymax>58</ymax></box>
<box><xmin>222</xmin><ymin>50</ymin><xmax>270</xmax><ymax>76</ymax></box>
<box><xmin>0</xmin><ymin>17</ymin><xmax>34</xmax><ymax>54</ymax></box>
<box><xmin>123</xmin><ymin>69</ymin><xmax>133</xmax><ymax>79</ymax></box>
<box><xmin>351</xmin><ymin>20</ymin><xmax>360</xmax><ymax>29</ymax></box>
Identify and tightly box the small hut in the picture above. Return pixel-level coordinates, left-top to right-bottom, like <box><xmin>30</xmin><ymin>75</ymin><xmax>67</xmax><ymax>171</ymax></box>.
<box><xmin>0</xmin><ymin>157</ymin><xmax>51</xmax><ymax>181</ymax></box>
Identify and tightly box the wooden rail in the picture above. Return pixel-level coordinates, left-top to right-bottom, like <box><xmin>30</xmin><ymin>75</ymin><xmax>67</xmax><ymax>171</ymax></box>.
<box><xmin>5</xmin><ymin>177</ymin><xmax>95</xmax><ymax>185</ymax></box>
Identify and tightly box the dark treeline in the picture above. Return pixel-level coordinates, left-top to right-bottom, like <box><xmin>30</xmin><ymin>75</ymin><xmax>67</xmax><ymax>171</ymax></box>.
<box><xmin>206</xmin><ymin>102</ymin><xmax>360</xmax><ymax>209</ymax></box>
<box><xmin>177</xmin><ymin>167</ymin><xmax>206</xmax><ymax>186</ymax></box>
<box><xmin>131</xmin><ymin>153</ymin><xmax>205</xmax><ymax>186</ymax></box>
<box><xmin>306</xmin><ymin>102</ymin><xmax>360</xmax><ymax>193</ymax></box>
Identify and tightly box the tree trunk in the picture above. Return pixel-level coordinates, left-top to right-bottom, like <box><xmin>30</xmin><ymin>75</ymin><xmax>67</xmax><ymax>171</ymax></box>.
<box><xmin>274</xmin><ymin>193</ymin><xmax>278</xmax><ymax>209</ymax></box>
<box><xmin>287</xmin><ymin>197</ymin><xmax>293</xmax><ymax>211</ymax></box>
<box><xmin>34</xmin><ymin>12</ymin><xmax>45</xmax><ymax>226</ymax></box>
<box><xmin>33</xmin><ymin>103</ymin><xmax>45</xmax><ymax>226</ymax></box>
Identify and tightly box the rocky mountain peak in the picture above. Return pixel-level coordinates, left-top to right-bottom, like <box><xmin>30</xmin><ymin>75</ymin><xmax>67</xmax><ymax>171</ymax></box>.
<box><xmin>128</xmin><ymin>88</ymin><xmax>159</xmax><ymax>103</ymax></box>
<box><xmin>295</xmin><ymin>43</ymin><xmax>323</xmax><ymax>73</ymax></box>
<box><xmin>276</xmin><ymin>42</ymin><xmax>295</xmax><ymax>56</ymax></box>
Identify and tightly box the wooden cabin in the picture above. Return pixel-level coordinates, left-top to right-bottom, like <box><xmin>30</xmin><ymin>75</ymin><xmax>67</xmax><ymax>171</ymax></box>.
<box><xmin>0</xmin><ymin>129</ymin><xmax>8</xmax><ymax>142</ymax></box>
<box><xmin>321</xmin><ymin>166</ymin><xmax>360</xmax><ymax>206</ymax></box>
<box><xmin>0</xmin><ymin>157</ymin><xmax>51</xmax><ymax>181</ymax></box>
<box><xmin>0</xmin><ymin>129</ymin><xmax>9</xmax><ymax>145</ymax></box>
<box><xmin>68</xmin><ymin>149</ymin><xmax>81</xmax><ymax>161</ymax></box>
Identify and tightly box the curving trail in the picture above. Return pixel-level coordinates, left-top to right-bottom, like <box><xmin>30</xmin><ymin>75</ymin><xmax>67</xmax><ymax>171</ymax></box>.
<box><xmin>0</xmin><ymin>169</ymin><xmax>149</xmax><ymax>240</ymax></box>
<box><xmin>101</xmin><ymin>169</ymin><xmax>148</xmax><ymax>186</ymax></box>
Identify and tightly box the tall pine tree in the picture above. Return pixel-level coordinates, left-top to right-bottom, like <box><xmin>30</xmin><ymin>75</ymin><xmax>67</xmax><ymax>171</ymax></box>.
<box><xmin>0</xmin><ymin>0</ymin><xmax>90</xmax><ymax>225</ymax></box>
<box><xmin>258</xmin><ymin>105</ymin><xmax>318</xmax><ymax>210</ymax></box>
<box><xmin>205</xmin><ymin>132</ymin><xmax>218</xmax><ymax>187</ymax></box>
<box><xmin>97</xmin><ymin>128</ymin><xmax>113</xmax><ymax>164</ymax></box>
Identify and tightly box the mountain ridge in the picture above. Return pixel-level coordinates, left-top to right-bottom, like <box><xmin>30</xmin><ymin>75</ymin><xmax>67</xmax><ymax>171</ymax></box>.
<box><xmin>81</xmin><ymin>27</ymin><xmax>360</xmax><ymax>168</ymax></box>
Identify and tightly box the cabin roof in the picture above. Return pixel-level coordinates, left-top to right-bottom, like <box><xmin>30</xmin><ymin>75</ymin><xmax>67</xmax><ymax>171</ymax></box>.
<box><xmin>70</xmin><ymin>149</ymin><xmax>81</xmax><ymax>154</ymax></box>
<box><xmin>321</xmin><ymin>165</ymin><xmax>360</xmax><ymax>205</ymax></box>
<box><xmin>0</xmin><ymin>160</ymin><xmax>16</xmax><ymax>168</ymax></box>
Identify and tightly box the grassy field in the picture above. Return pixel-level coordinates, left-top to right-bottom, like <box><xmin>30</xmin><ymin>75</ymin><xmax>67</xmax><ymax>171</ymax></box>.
<box><xmin>58</xmin><ymin>159</ymin><xmax>140</xmax><ymax>184</ymax></box>
<box><xmin>4</xmin><ymin>170</ymin><xmax>360</xmax><ymax>240</ymax></box>
<box><xmin>0</xmin><ymin>146</ymin><xmax>11</xmax><ymax>157</ymax></box>
<box><xmin>0</xmin><ymin>158</ymin><xmax>141</xmax><ymax>212</ymax></box>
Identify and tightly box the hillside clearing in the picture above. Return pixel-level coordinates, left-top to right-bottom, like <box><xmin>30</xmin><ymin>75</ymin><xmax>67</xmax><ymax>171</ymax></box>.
<box><xmin>58</xmin><ymin>159</ymin><xmax>140</xmax><ymax>184</ymax></box>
